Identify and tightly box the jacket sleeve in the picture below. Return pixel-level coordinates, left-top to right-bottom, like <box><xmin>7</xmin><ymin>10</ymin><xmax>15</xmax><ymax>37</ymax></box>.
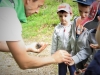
<box><xmin>85</xmin><ymin>30</ymin><xmax>94</xmax><ymax>65</ymax></box>
<box><xmin>72</xmin><ymin>31</ymin><xmax>92</xmax><ymax>64</ymax></box>
<box><xmin>66</xmin><ymin>22</ymin><xmax>74</xmax><ymax>53</ymax></box>
<box><xmin>72</xmin><ymin>47</ymin><xmax>92</xmax><ymax>64</ymax></box>
<box><xmin>51</xmin><ymin>27</ymin><xmax>58</xmax><ymax>54</ymax></box>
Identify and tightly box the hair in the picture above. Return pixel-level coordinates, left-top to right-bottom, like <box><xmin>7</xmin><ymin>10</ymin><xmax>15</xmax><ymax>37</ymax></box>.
<box><xmin>57</xmin><ymin>10</ymin><xmax>73</xmax><ymax>17</ymax></box>
<box><xmin>78</xmin><ymin>2</ymin><xmax>90</xmax><ymax>7</ymax></box>
<box><xmin>57</xmin><ymin>10</ymin><xmax>67</xmax><ymax>14</ymax></box>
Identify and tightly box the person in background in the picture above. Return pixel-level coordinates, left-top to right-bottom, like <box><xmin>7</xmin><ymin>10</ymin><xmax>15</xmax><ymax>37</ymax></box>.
<box><xmin>74</xmin><ymin>0</ymin><xmax>100</xmax><ymax>75</ymax></box>
<box><xmin>0</xmin><ymin>0</ymin><xmax>72</xmax><ymax>69</ymax></box>
<box><xmin>66</xmin><ymin>0</ymin><xmax>94</xmax><ymax>70</ymax></box>
<box><xmin>51</xmin><ymin>3</ymin><xmax>76</xmax><ymax>75</ymax></box>
<box><xmin>74</xmin><ymin>16</ymin><xmax>100</xmax><ymax>75</ymax></box>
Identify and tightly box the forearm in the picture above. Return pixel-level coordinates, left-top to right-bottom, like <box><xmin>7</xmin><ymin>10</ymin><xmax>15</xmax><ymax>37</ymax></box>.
<box><xmin>6</xmin><ymin>41</ymin><xmax>55</xmax><ymax>69</ymax></box>
<box><xmin>72</xmin><ymin>49</ymin><xmax>91</xmax><ymax>64</ymax></box>
<box><xmin>0</xmin><ymin>41</ymin><xmax>30</xmax><ymax>52</ymax></box>
<box><xmin>27</xmin><ymin>56</ymin><xmax>55</xmax><ymax>69</ymax></box>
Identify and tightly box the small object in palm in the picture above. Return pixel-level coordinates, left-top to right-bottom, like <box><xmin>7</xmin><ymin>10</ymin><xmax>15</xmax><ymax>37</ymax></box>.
<box><xmin>36</xmin><ymin>43</ymin><xmax>41</xmax><ymax>49</ymax></box>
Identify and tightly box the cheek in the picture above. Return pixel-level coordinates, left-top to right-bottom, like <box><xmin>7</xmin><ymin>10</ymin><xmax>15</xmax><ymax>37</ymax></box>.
<box><xmin>86</xmin><ymin>13</ymin><xmax>89</xmax><ymax>17</ymax></box>
<box><xmin>59</xmin><ymin>17</ymin><xmax>63</xmax><ymax>21</ymax></box>
<box><xmin>66</xmin><ymin>16</ymin><xmax>71</xmax><ymax>20</ymax></box>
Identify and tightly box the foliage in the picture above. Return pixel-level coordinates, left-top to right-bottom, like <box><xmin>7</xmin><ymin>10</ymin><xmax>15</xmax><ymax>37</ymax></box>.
<box><xmin>22</xmin><ymin>0</ymin><xmax>79</xmax><ymax>39</ymax></box>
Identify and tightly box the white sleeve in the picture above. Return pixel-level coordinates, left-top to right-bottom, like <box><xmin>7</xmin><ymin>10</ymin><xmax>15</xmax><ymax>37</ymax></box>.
<box><xmin>0</xmin><ymin>7</ymin><xmax>22</xmax><ymax>41</ymax></box>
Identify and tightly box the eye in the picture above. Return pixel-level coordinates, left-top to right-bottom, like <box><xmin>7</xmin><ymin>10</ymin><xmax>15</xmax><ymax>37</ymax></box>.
<box><xmin>85</xmin><ymin>11</ymin><xmax>89</xmax><ymax>14</ymax></box>
<box><xmin>59</xmin><ymin>15</ymin><xmax>62</xmax><ymax>17</ymax></box>
<box><xmin>79</xmin><ymin>10</ymin><xmax>82</xmax><ymax>13</ymax></box>
<box><xmin>64</xmin><ymin>15</ymin><xmax>67</xmax><ymax>17</ymax></box>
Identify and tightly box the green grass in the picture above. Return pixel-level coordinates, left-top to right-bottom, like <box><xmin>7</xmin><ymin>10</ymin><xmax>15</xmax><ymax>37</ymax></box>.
<box><xmin>22</xmin><ymin>0</ymin><xmax>79</xmax><ymax>40</ymax></box>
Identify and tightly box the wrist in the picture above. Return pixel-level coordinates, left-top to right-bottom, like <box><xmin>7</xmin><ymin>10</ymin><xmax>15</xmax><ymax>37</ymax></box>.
<box><xmin>51</xmin><ymin>55</ymin><xmax>56</xmax><ymax>63</ymax></box>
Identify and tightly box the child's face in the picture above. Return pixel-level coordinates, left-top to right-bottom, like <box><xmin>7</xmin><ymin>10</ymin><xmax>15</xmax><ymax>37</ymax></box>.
<box><xmin>78</xmin><ymin>4</ymin><xmax>91</xmax><ymax>20</ymax></box>
<box><xmin>57</xmin><ymin>12</ymin><xmax>72</xmax><ymax>25</ymax></box>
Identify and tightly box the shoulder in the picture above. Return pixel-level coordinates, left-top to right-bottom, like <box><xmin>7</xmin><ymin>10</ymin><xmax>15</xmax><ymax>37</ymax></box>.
<box><xmin>73</xmin><ymin>16</ymin><xmax>79</xmax><ymax>22</ymax></box>
<box><xmin>0</xmin><ymin>7</ymin><xmax>17</xmax><ymax>19</ymax></box>
<box><xmin>54</xmin><ymin>23</ymin><xmax>62</xmax><ymax>29</ymax></box>
<box><xmin>72</xmin><ymin>16</ymin><xmax>79</xmax><ymax>26</ymax></box>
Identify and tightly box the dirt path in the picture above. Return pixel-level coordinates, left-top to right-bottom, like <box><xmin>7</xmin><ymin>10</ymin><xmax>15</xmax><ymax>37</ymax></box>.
<box><xmin>0</xmin><ymin>44</ymin><xmax>59</xmax><ymax>75</ymax></box>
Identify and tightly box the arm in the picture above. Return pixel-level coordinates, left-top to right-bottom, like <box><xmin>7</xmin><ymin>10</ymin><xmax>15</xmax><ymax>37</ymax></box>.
<box><xmin>67</xmin><ymin>32</ymin><xmax>92</xmax><ymax>65</ymax></box>
<box><xmin>96</xmin><ymin>17</ymin><xmax>100</xmax><ymax>46</ymax></box>
<box><xmin>6</xmin><ymin>40</ymin><xmax>72</xmax><ymax>69</ymax></box>
<box><xmin>0</xmin><ymin>7</ymin><xmax>72</xmax><ymax>69</ymax></box>
<box><xmin>0</xmin><ymin>41</ymin><xmax>48</xmax><ymax>53</ymax></box>
<box><xmin>72</xmin><ymin>47</ymin><xmax>92</xmax><ymax>64</ymax></box>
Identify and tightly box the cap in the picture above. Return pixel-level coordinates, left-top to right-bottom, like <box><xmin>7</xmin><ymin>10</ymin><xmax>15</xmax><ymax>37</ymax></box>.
<box><xmin>73</xmin><ymin>0</ymin><xmax>95</xmax><ymax>6</ymax></box>
<box><xmin>57</xmin><ymin>3</ymin><xmax>72</xmax><ymax>14</ymax></box>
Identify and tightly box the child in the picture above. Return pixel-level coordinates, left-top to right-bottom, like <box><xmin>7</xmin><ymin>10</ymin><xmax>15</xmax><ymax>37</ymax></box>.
<box><xmin>74</xmin><ymin>0</ymin><xmax>100</xmax><ymax>74</ymax></box>
<box><xmin>74</xmin><ymin>27</ymin><xmax>100</xmax><ymax>75</ymax></box>
<box><xmin>51</xmin><ymin>3</ymin><xmax>76</xmax><ymax>75</ymax></box>
<box><xmin>66</xmin><ymin>0</ymin><xmax>95</xmax><ymax>70</ymax></box>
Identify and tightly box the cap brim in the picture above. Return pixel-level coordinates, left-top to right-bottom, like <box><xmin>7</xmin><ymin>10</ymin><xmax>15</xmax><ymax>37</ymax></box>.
<box><xmin>57</xmin><ymin>9</ymin><xmax>69</xmax><ymax>13</ymax></box>
<box><xmin>73</xmin><ymin>0</ymin><xmax>91</xmax><ymax>5</ymax></box>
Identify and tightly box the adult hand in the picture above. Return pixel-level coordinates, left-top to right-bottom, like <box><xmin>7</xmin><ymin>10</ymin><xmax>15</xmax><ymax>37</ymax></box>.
<box><xmin>64</xmin><ymin>58</ymin><xmax>75</xmax><ymax>66</ymax></box>
<box><xmin>65</xmin><ymin>58</ymin><xmax>75</xmax><ymax>66</ymax></box>
<box><xmin>51</xmin><ymin>50</ymin><xmax>72</xmax><ymax>63</ymax></box>
<box><xmin>26</xmin><ymin>42</ymin><xmax>48</xmax><ymax>53</ymax></box>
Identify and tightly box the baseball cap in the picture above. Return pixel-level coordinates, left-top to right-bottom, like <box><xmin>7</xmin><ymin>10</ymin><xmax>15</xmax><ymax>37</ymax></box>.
<box><xmin>57</xmin><ymin>3</ymin><xmax>72</xmax><ymax>14</ymax></box>
<box><xmin>73</xmin><ymin>0</ymin><xmax>95</xmax><ymax>5</ymax></box>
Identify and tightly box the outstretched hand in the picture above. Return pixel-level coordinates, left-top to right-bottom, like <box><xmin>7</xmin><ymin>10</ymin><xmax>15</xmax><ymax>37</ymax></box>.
<box><xmin>26</xmin><ymin>42</ymin><xmax>48</xmax><ymax>53</ymax></box>
<box><xmin>51</xmin><ymin>50</ymin><xmax>72</xmax><ymax>63</ymax></box>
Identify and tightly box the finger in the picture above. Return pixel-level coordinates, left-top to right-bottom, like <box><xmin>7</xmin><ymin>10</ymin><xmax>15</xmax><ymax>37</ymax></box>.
<box><xmin>82</xmin><ymin>69</ymin><xmax>86</xmax><ymax>72</ymax></box>
<box><xmin>39</xmin><ymin>42</ymin><xmax>49</xmax><ymax>46</ymax></box>
<box><xmin>63</xmin><ymin>56</ymin><xmax>72</xmax><ymax>62</ymax></box>
<box><xmin>60</xmin><ymin>50</ymin><xmax>71</xmax><ymax>56</ymax></box>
